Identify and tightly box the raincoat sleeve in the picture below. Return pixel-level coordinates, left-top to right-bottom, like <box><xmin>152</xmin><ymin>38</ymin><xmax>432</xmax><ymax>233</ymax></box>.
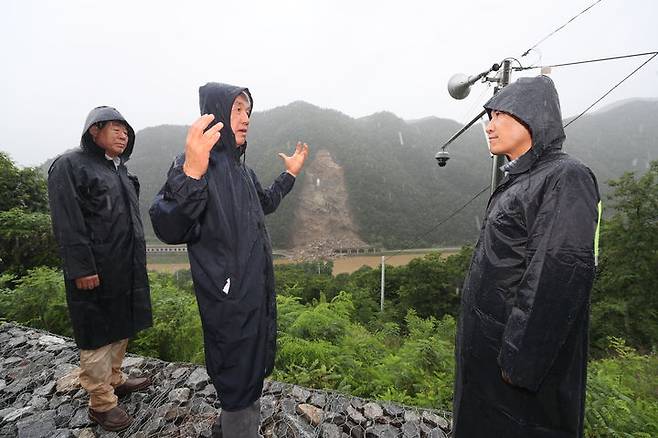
<box><xmin>248</xmin><ymin>168</ymin><xmax>295</xmax><ymax>215</ymax></box>
<box><xmin>47</xmin><ymin>158</ymin><xmax>97</xmax><ymax>280</ymax></box>
<box><xmin>498</xmin><ymin>163</ymin><xmax>599</xmax><ymax>391</ymax></box>
<box><xmin>149</xmin><ymin>155</ymin><xmax>209</xmax><ymax>244</ymax></box>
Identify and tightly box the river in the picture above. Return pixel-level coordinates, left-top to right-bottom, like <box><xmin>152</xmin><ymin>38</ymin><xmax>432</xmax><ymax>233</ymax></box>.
<box><xmin>147</xmin><ymin>248</ymin><xmax>460</xmax><ymax>275</ymax></box>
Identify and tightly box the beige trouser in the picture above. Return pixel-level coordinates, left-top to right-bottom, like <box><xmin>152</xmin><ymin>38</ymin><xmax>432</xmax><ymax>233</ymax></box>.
<box><xmin>79</xmin><ymin>338</ymin><xmax>129</xmax><ymax>412</ymax></box>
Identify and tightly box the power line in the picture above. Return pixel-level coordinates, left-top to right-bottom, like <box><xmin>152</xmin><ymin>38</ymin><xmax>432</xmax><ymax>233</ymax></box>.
<box><xmin>416</xmin><ymin>1</ymin><xmax>646</xmax><ymax>267</ymax></box>
<box><xmin>517</xmin><ymin>51</ymin><xmax>658</xmax><ymax>71</ymax></box>
<box><xmin>416</xmin><ymin>51</ymin><xmax>657</xmax><ymax>265</ymax></box>
<box><xmin>387</xmin><ymin>51</ymin><xmax>655</xmax><ymax>267</ymax></box>
<box><xmin>383</xmin><ymin>184</ymin><xmax>490</xmax><ymax>263</ymax></box>
<box><xmin>564</xmin><ymin>52</ymin><xmax>658</xmax><ymax>128</ymax></box>
<box><xmin>521</xmin><ymin>0</ymin><xmax>604</xmax><ymax>57</ymax></box>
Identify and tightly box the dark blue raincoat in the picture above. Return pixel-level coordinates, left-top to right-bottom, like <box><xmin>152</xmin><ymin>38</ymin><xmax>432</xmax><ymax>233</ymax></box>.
<box><xmin>453</xmin><ymin>76</ymin><xmax>600</xmax><ymax>437</ymax></box>
<box><xmin>149</xmin><ymin>83</ymin><xmax>295</xmax><ymax>411</ymax></box>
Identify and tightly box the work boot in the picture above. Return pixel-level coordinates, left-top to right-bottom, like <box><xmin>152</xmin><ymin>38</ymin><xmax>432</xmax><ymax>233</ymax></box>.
<box><xmin>114</xmin><ymin>376</ymin><xmax>151</xmax><ymax>397</ymax></box>
<box><xmin>88</xmin><ymin>405</ymin><xmax>133</xmax><ymax>431</ymax></box>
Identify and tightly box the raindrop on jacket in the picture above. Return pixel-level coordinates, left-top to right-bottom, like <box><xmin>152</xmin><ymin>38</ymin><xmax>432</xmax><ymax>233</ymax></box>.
<box><xmin>453</xmin><ymin>76</ymin><xmax>600</xmax><ymax>438</ymax></box>
<box><xmin>149</xmin><ymin>83</ymin><xmax>295</xmax><ymax>411</ymax></box>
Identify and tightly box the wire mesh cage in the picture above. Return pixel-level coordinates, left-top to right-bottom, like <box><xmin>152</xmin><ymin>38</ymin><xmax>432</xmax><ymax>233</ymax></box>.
<box><xmin>0</xmin><ymin>323</ymin><xmax>451</xmax><ymax>437</ymax></box>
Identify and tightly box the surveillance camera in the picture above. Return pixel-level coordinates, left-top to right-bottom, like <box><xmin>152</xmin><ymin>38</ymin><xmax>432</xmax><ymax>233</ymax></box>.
<box><xmin>435</xmin><ymin>150</ymin><xmax>450</xmax><ymax>167</ymax></box>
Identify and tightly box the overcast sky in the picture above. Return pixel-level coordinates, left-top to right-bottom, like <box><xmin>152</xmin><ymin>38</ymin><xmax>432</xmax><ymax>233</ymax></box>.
<box><xmin>2</xmin><ymin>0</ymin><xmax>657</xmax><ymax>166</ymax></box>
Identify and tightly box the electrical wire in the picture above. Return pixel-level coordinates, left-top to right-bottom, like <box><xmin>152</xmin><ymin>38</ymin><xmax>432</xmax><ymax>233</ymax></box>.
<box><xmin>383</xmin><ymin>184</ymin><xmax>490</xmax><ymax>263</ymax></box>
<box><xmin>416</xmin><ymin>0</ymin><xmax>651</xmax><ymax>267</ymax></box>
<box><xmin>564</xmin><ymin>52</ymin><xmax>658</xmax><ymax>128</ymax></box>
<box><xmin>418</xmin><ymin>51</ymin><xmax>656</xmax><ymax>267</ymax></box>
<box><xmin>516</xmin><ymin>51</ymin><xmax>658</xmax><ymax>71</ymax></box>
<box><xmin>405</xmin><ymin>52</ymin><xmax>655</xmax><ymax>270</ymax></box>
<box><xmin>521</xmin><ymin>0</ymin><xmax>604</xmax><ymax>57</ymax></box>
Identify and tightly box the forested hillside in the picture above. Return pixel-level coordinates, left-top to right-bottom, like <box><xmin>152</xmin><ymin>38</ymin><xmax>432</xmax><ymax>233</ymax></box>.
<box><xmin>42</xmin><ymin>99</ymin><xmax>658</xmax><ymax>248</ymax></box>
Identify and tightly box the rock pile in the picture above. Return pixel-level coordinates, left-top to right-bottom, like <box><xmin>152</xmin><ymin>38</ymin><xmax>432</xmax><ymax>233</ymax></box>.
<box><xmin>0</xmin><ymin>323</ymin><xmax>451</xmax><ymax>437</ymax></box>
<box><xmin>288</xmin><ymin>148</ymin><xmax>368</xmax><ymax>257</ymax></box>
<box><xmin>289</xmin><ymin>238</ymin><xmax>371</xmax><ymax>261</ymax></box>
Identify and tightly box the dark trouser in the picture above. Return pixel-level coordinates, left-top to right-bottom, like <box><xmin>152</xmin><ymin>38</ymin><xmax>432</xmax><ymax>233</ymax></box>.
<box><xmin>213</xmin><ymin>399</ymin><xmax>261</xmax><ymax>438</ymax></box>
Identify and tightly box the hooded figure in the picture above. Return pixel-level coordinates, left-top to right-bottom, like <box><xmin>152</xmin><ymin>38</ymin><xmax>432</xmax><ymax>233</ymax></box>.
<box><xmin>150</xmin><ymin>83</ymin><xmax>306</xmax><ymax>429</ymax></box>
<box><xmin>48</xmin><ymin>106</ymin><xmax>152</xmax><ymax>350</ymax></box>
<box><xmin>452</xmin><ymin>76</ymin><xmax>600</xmax><ymax>437</ymax></box>
<box><xmin>48</xmin><ymin>106</ymin><xmax>152</xmax><ymax>431</ymax></box>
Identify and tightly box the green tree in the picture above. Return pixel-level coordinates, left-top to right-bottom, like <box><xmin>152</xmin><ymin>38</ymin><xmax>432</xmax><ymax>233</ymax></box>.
<box><xmin>0</xmin><ymin>208</ymin><xmax>60</xmax><ymax>275</ymax></box>
<box><xmin>591</xmin><ymin>161</ymin><xmax>658</xmax><ymax>354</ymax></box>
<box><xmin>275</xmin><ymin>263</ymin><xmax>334</xmax><ymax>304</ymax></box>
<box><xmin>398</xmin><ymin>248</ymin><xmax>472</xmax><ymax>320</ymax></box>
<box><xmin>130</xmin><ymin>272</ymin><xmax>204</xmax><ymax>363</ymax></box>
<box><xmin>0</xmin><ymin>152</ymin><xmax>49</xmax><ymax>212</ymax></box>
<box><xmin>0</xmin><ymin>267</ymin><xmax>71</xmax><ymax>336</ymax></box>
<box><xmin>0</xmin><ymin>152</ymin><xmax>59</xmax><ymax>276</ymax></box>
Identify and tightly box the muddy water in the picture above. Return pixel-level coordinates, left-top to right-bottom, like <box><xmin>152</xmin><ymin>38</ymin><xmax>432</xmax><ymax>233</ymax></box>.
<box><xmin>148</xmin><ymin>250</ymin><xmax>458</xmax><ymax>275</ymax></box>
<box><xmin>148</xmin><ymin>263</ymin><xmax>191</xmax><ymax>273</ymax></box>
<box><xmin>331</xmin><ymin>253</ymin><xmax>438</xmax><ymax>274</ymax></box>
<box><xmin>274</xmin><ymin>252</ymin><xmax>456</xmax><ymax>274</ymax></box>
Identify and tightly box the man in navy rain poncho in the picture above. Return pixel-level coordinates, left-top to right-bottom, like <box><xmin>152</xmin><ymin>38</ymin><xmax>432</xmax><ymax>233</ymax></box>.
<box><xmin>150</xmin><ymin>83</ymin><xmax>308</xmax><ymax>437</ymax></box>
<box><xmin>453</xmin><ymin>76</ymin><xmax>600</xmax><ymax>437</ymax></box>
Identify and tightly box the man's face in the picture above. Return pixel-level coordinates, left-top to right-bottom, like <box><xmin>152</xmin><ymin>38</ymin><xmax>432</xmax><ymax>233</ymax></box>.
<box><xmin>230</xmin><ymin>93</ymin><xmax>251</xmax><ymax>146</ymax></box>
<box><xmin>90</xmin><ymin>121</ymin><xmax>129</xmax><ymax>158</ymax></box>
<box><xmin>486</xmin><ymin>111</ymin><xmax>532</xmax><ymax>160</ymax></box>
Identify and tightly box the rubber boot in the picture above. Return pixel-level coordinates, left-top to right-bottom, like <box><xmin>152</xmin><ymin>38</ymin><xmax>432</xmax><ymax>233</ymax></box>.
<box><xmin>220</xmin><ymin>399</ymin><xmax>261</xmax><ymax>438</ymax></box>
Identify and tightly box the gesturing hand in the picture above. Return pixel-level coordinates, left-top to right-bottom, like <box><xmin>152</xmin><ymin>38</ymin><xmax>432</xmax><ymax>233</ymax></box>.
<box><xmin>183</xmin><ymin>114</ymin><xmax>224</xmax><ymax>179</ymax></box>
<box><xmin>278</xmin><ymin>142</ymin><xmax>309</xmax><ymax>177</ymax></box>
<box><xmin>75</xmin><ymin>274</ymin><xmax>100</xmax><ymax>290</ymax></box>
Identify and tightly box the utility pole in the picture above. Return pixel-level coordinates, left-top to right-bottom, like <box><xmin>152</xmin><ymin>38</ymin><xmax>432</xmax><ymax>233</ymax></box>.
<box><xmin>490</xmin><ymin>59</ymin><xmax>513</xmax><ymax>193</ymax></box>
<box><xmin>439</xmin><ymin>59</ymin><xmax>514</xmax><ymax>194</ymax></box>
<box><xmin>380</xmin><ymin>256</ymin><xmax>385</xmax><ymax>312</ymax></box>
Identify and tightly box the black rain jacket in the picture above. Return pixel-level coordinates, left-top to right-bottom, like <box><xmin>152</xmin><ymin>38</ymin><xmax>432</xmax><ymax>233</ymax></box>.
<box><xmin>453</xmin><ymin>76</ymin><xmax>600</xmax><ymax>438</ymax></box>
<box><xmin>149</xmin><ymin>83</ymin><xmax>295</xmax><ymax>411</ymax></box>
<box><xmin>48</xmin><ymin>106</ymin><xmax>152</xmax><ymax>350</ymax></box>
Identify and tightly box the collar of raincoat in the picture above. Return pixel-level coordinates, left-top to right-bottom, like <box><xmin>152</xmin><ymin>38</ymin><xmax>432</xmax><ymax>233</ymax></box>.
<box><xmin>484</xmin><ymin>75</ymin><xmax>565</xmax><ymax>175</ymax></box>
<box><xmin>80</xmin><ymin>106</ymin><xmax>136</xmax><ymax>164</ymax></box>
<box><xmin>198</xmin><ymin>82</ymin><xmax>253</xmax><ymax>161</ymax></box>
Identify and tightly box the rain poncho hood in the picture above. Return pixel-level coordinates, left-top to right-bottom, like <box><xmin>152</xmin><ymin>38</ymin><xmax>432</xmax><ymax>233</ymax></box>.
<box><xmin>486</xmin><ymin>76</ymin><xmax>565</xmax><ymax>150</ymax></box>
<box><xmin>48</xmin><ymin>106</ymin><xmax>151</xmax><ymax>350</ymax></box>
<box><xmin>453</xmin><ymin>76</ymin><xmax>600</xmax><ymax>437</ymax></box>
<box><xmin>80</xmin><ymin>106</ymin><xmax>136</xmax><ymax>162</ymax></box>
<box><xmin>150</xmin><ymin>82</ymin><xmax>295</xmax><ymax>411</ymax></box>
<box><xmin>199</xmin><ymin>82</ymin><xmax>253</xmax><ymax>159</ymax></box>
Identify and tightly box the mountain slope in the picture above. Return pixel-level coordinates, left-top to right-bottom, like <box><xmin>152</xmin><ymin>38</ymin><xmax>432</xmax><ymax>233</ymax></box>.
<box><xmin>42</xmin><ymin>99</ymin><xmax>658</xmax><ymax>249</ymax></box>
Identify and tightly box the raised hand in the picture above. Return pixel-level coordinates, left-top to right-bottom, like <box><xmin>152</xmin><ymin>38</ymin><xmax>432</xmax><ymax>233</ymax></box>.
<box><xmin>278</xmin><ymin>142</ymin><xmax>309</xmax><ymax>177</ymax></box>
<box><xmin>183</xmin><ymin>114</ymin><xmax>224</xmax><ymax>179</ymax></box>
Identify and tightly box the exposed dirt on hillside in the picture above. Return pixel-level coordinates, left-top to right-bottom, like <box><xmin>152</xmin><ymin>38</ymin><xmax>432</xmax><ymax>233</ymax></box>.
<box><xmin>290</xmin><ymin>149</ymin><xmax>367</xmax><ymax>259</ymax></box>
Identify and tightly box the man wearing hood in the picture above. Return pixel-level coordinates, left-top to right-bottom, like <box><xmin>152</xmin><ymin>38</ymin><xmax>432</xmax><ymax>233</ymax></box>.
<box><xmin>452</xmin><ymin>76</ymin><xmax>600</xmax><ymax>437</ymax></box>
<box><xmin>48</xmin><ymin>106</ymin><xmax>153</xmax><ymax>431</ymax></box>
<box><xmin>150</xmin><ymin>83</ymin><xmax>308</xmax><ymax>437</ymax></box>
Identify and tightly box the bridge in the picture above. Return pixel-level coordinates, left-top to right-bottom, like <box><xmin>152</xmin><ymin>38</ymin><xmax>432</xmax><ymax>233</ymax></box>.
<box><xmin>146</xmin><ymin>245</ymin><xmax>187</xmax><ymax>253</ymax></box>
